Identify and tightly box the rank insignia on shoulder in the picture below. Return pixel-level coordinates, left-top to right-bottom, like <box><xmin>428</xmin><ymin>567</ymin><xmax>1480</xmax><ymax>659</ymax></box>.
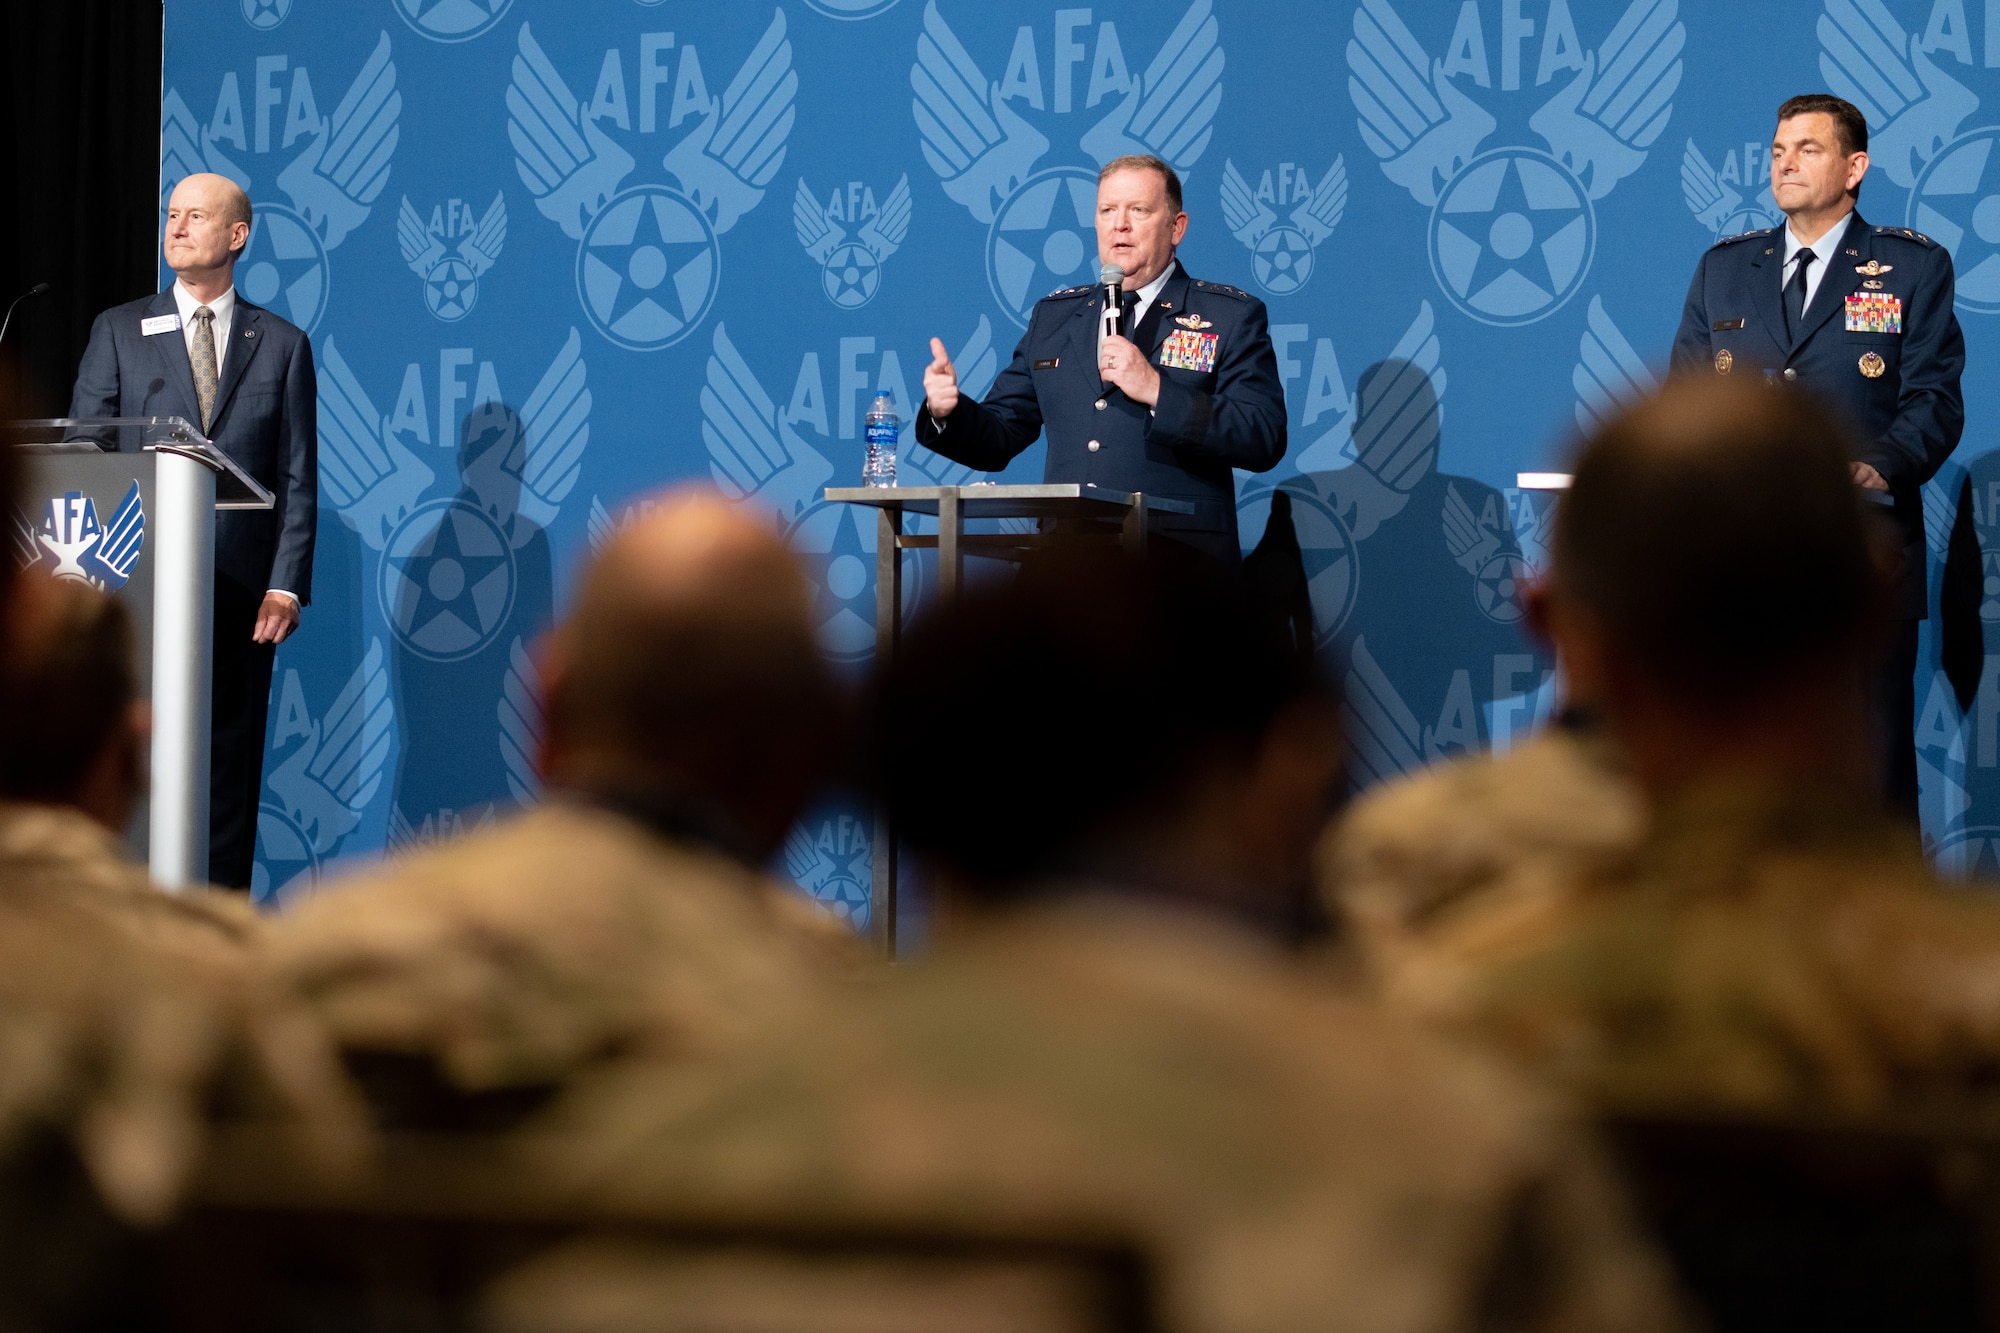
<box><xmin>1716</xmin><ymin>227</ymin><xmax>1775</xmax><ymax>246</ymax></box>
<box><xmin>1855</xmin><ymin>259</ymin><xmax>1893</xmax><ymax>276</ymax></box>
<box><xmin>1046</xmin><ymin>284</ymin><xmax>1092</xmax><ymax>299</ymax></box>
<box><xmin>1859</xmin><ymin>351</ymin><xmax>1887</xmax><ymax>378</ymax></box>
<box><xmin>1174</xmin><ymin>313</ymin><xmax>1213</xmax><ymax>330</ymax></box>
<box><xmin>1714</xmin><ymin>349</ymin><xmax>1733</xmax><ymax>375</ymax></box>
<box><xmin>1190</xmin><ymin>280</ymin><xmax>1250</xmax><ymax>300</ymax></box>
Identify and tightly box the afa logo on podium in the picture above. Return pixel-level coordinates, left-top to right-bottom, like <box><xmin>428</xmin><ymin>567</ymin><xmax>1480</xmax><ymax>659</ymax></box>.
<box><xmin>14</xmin><ymin>489</ymin><xmax>145</xmax><ymax>593</ymax></box>
<box><xmin>912</xmin><ymin>0</ymin><xmax>1225</xmax><ymax>326</ymax></box>
<box><xmin>505</xmin><ymin>12</ymin><xmax>797</xmax><ymax>351</ymax></box>
<box><xmin>161</xmin><ymin>32</ymin><xmax>401</xmax><ymax>336</ymax></box>
<box><xmin>1347</xmin><ymin>0</ymin><xmax>1684</xmax><ymax>326</ymax></box>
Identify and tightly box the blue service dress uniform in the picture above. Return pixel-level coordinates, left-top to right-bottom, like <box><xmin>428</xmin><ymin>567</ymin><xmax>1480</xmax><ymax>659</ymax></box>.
<box><xmin>914</xmin><ymin>265</ymin><xmax>1288</xmax><ymax>562</ymax></box>
<box><xmin>1670</xmin><ymin>212</ymin><xmax>1966</xmax><ymax>814</ymax></box>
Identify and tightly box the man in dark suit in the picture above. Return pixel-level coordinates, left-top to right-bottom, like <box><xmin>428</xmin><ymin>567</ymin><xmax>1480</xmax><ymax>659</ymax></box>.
<box><xmin>69</xmin><ymin>171</ymin><xmax>318</xmax><ymax>888</ymax></box>
<box><xmin>1671</xmin><ymin>94</ymin><xmax>1964</xmax><ymax>821</ymax></box>
<box><xmin>919</xmin><ymin>154</ymin><xmax>1287</xmax><ymax>563</ymax></box>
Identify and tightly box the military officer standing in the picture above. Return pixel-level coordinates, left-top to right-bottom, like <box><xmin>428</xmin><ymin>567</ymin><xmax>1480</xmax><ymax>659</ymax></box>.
<box><xmin>1671</xmin><ymin>94</ymin><xmax>1965</xmax><ymax>819</ymax></box>
<box><xmin>919</xmin><ymin>154</ymin><xmax>1288</xmax><ymax>563</ymax></box>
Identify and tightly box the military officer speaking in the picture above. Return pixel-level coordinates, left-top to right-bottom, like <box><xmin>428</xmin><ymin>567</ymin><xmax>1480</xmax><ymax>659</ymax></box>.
<box><xmin>919</xmin><ymin>154</ymin><xmax>1288</xmax><ymax>563</ymax></box>
<box><xmin>1671</xmin><ymin>94</ymin><xmax>1965</xmax><ymax>820</ymax></box>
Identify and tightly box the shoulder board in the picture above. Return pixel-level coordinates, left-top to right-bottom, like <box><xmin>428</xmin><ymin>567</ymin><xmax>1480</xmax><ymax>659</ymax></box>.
<box><xmin>1190</xmin><ymin>279</ymin><xmax>1252</xmax><ymax>301</ymax></box>
<box><xmin>1872</xmin><ymin>225</ymin><xmax>1940</xmax><ymax>247</ymax></box>
<box><xmin>1042</xmin><ymin>284</ymin><xmax>1095</xmax><ymax>300</ymax></box>
<box><xmin>1710</xmin><ymin>227</ymin><xmax>1776</xmax><ymax>249</ymax></box>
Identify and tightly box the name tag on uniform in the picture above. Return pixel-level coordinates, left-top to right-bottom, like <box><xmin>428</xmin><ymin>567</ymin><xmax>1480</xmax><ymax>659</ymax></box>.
<box><xmin>140</xmin><ymin>313</ymin><xmax>182</xmax><ymax>336</ymax></box>
<box><xmin>1846</xmin><ymin>291</ymin><xmax>1902</xmax><ymax>333</ymax></box>
<box><xmin>1159</xmin><ymin>329</ymin><xmax>1218</xmax><ymax>373</ymax></box>
<box><xmin>1712</xmin><ymin>318</ymin><xmax>1744</xmax><ymax>331</ymax></box>
<box><xmin>1033</xmin><ymin>357</ymin><xmax>1059</xmax><ymax>370</ymax></box>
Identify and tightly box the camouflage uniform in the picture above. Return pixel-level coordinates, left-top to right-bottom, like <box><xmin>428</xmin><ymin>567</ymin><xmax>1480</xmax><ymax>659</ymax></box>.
<box><xmin>1390</xmin><ymin>781</ymin><xmax>2000</xmax><ymax>1118</ymax></box>
<box><xmin>0</xmin><ymin>802</ymin><xmax>356</xmax><ymax>1226</ymax></box>
<box><xmin>263</xmin><ymin>800</ymin><xmax>855</xmax><ymax>1107</ymax></box>
<box><xmin>520</xmin><ymin>895</ymin><xmax>1688</xmax><ymax>1333</ymax></box>
<box><xmin>1322</xmin><ymin>725</ymin><xmax>1642</xmax><ymax>1015</ymax></box>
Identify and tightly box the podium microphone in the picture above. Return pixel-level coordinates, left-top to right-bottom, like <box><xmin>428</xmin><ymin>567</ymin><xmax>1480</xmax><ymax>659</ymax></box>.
<box><xmin>1099</xmin><ymin>263</ymin><xmax>1126</xmax><ymax>342</ymax></box>
<box><xmin>0</xmin><ymin>282</ymin><xmax>50</xmax><ymax>347</ymax></box>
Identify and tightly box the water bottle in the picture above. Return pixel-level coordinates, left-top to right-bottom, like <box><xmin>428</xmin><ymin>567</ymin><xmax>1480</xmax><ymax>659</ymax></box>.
<box><xmin>863</xmin><ymin>389</ymin><xmax>899</xmax><ymax>488</ymax></box>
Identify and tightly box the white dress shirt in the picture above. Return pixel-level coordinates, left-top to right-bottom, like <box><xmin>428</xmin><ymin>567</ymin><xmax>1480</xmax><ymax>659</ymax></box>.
<box><xmin>1782</xmin><ymin>211</ymin><xmax>1851</xmax><ymax>318</ymax></box>
<box><xmin>170</xmin><ymin>280</ymin><xmax>296</xmax><ymax>608</ymax></box>
<box><xmin>171</xmin><ymin>280</ymin><xmax>236</xmax><ymax>373</ymax></box>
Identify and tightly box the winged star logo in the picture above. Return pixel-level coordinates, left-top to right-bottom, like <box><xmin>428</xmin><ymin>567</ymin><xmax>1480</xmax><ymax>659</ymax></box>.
<box><xmin>1681</xmin><ymin>139</ymin><xmax>1781</xmax><ymax>241</ymax></box>
<box><xmin>912</xmin><ymin>0</ymin><xmax>1224</xmax><ymax>327</ymax></box>
<box><xmin>1443</xmin><ymin>480</ymin><xmax>1531</xmax><ymax>624</ymax></box>
<box><xmin>1219</xmin><ymin>158</ymin><xmax>1346</xmax><ymax>296</ymax></box>
<box><xmin>1236</xmin><ymin>301</ymin><xmax>1446</xmax><ymax>646</ymax></box>
<box><xmin>785</xmin><ymin>819</ymin><xmax>873</xmax><ymax>932</ymax></box>
<box><xmin>1347</xmin><ymin>0</ymin><xmax>1683</xmax><ymax>326</ymax></box>
<box><xmin>160</xmin><ymin>34</ymin><xmax>401</xmax><ymax>336</ymax></box>
<box><xmin>1817</xmin><ymin>0</ymin><xmax>2000</xmax><ymax>312</ymax></box>
<box><xmin>254</xmin><ymin>638</ymin><xmax>394</xmax><ymax>907</ymax></box>
<box><xmin>316</xmin><ymin>330</ymin><xmax>589</xmax><ymax>661</ymax></box>
<box><xmin>795</xmin><ymin>175</ymin><xmax>913</xmax><ymax>309</ymax></box>
<box><xmin>15</xmin><ymin>487</ymin><xmax>145</xmax><ymax>592</ymax></box>
<box><xmin>240</xmin><ymin>0</ymin><xmax>290</xmax><ymax>31</ymax></box>
<box><xmin>507</xmin><ymin>14</ymin><xmax>796</xmax><ymax>351</ymax></box>
<box><xmin>399</xmin><ymin>191</ymin><xmax>506</xmax><ymax>322</ymax></box>
<box><xmin>1572</xmin><ymin>294</ymin><xmax>1658</xmax><ymax>436</ymax></box>
<box><xmin>701</xmin><ymin>317</ymin><xmax>999</xmax><ymax>660</ymax></box>
<box><xmin>396</xmin><ymin>0</ymin><xmax>512</xmax><ymax>45</ymax></box>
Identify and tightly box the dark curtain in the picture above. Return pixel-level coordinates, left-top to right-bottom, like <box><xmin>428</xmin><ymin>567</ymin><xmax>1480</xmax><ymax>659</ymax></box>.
<box><xmin>0</xmin><ymin>0</ymin><xmax>164</xmax><ymax>418</ymax></box>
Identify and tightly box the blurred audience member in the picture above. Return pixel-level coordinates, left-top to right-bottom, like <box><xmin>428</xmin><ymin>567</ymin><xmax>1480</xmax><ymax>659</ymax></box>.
<box><xmin>521</xmin><ymin>554</ymin><xmax>1687</xmax><ymax>1333</ymax></box>
<box><xmin>263</xmin><ymin>488</ymin><xmax>854</xmax><ymax>1132</ymax></box>
<box><xmin>0</xmin><ymin>577</ymin><xmax>260</xmax><ymax>956</ymax></box>
<box><xmin>1324</xmin><ymin>706</ymin><xmax>1642</xmax><ymax>1010</ymax></box>
<box><xmin>1385</xmin><ymin>378</ymin><xmax>2000</xmax><ymax>1117</ymax></box>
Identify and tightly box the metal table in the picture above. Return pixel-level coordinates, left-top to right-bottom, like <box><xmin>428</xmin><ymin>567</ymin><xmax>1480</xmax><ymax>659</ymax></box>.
<box><xmin>822</xmin><ymin>484</ymin><xmax>1195</xmax><ymax>954</ymax></box>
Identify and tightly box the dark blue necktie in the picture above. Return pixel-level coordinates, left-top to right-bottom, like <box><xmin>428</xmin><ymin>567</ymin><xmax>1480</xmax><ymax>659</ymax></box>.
<box><xmin>1785</xmin><ymin>246</ymin><xmax>1816</xmax><ymax>338</ymax></box>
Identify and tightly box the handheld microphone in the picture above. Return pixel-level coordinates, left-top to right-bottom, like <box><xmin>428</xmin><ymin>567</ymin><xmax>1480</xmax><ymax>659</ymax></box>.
<box><xmin>1099</xmin><ymin>262</ymin><xmax>1126</xmax><ymax>342</ymax></box>
<box><xmin>0</xmin><ymin>282</ymin><xmax>50</xmax><ymax>347</ymax></box>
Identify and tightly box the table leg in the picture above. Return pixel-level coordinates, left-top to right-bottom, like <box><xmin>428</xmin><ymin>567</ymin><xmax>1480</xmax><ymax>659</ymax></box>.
<box><xmin>1122</xmin><ymin>492</ymin><xmax>1148</xmax><ymax>557</ymax></box>
<box><xmin>938</xmin><ymin>488</ymin><xmax>962</xmax><ymax>603</ymax></box>
<box><xmin>872</xmin><ymin>506</ymin><xmax>901</xmax><ymax>957</ymax></box>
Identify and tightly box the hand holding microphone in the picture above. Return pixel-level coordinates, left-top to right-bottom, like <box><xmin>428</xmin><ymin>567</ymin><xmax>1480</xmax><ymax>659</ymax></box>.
<box><xmin>1097</xmin><ymin>262</ymin><xmax>1161</xmax><ymax>408</ymax></box>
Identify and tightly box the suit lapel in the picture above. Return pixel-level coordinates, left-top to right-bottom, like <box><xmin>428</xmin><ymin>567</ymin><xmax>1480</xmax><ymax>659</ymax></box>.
<box><xmin>1745</xmin><ymin>236</ymin><xmax>1788</xmax><ymax>351</ymax></box>
<box><xmin>209</xmin><ymin>299</ymin><xmax>265</xmax><ymax>429</ymax></box>
<box><xmin>144</xmin><ymin>290</ymin><xmax>202</xmax><ymax>426</ymax></box>
<box><xmin>1140</xmin><ymin>268</ymin><xmax>1192</xmax><ymax>361</ymax></box>
<box><xmin>1791</xmin><ymin>214</ymin><xmax>1869</xmax><ymax>350</ymax></box>
<box><xmin>1069</xmin><ymin>293</ymin><xmax>1106</xmax><ymax>396</ymax></box>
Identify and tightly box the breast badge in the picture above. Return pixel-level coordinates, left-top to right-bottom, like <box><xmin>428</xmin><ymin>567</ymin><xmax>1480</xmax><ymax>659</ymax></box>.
<box><xmin>1858</xmin><ymin>351</ymin><xmax>1887</xmax><ymax>378</ymax></box>
<box><xmin>1714</xmin><ymin>349</ymin><xmax>1732</xmax><ymax>375</ymax></box>
<box><xmin>1845</xmin><ymin>291</ymin><xmax>1903</xmax><ymax>333</ymax></box>
<box><xmin>1855</xmin><ymin>260</ymin><xmax>1893</xmax><ymax>276</ymax></box>
<box><xmin>1174</xmin><ymin>313</ymin><xmax>1213</xmax><ymax>330</ymax></box>
<box><xmin>1160</xmin><ymin>329</ymin><xmax>1219</xmax><ymax>373</ymax></box>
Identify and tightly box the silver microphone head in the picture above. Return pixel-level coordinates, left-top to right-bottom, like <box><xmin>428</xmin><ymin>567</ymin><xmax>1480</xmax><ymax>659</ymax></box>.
<box><xmin>1099</xmin><ymin>262</ymin><xmax>1125</xmax><ymax>288</ymax></box>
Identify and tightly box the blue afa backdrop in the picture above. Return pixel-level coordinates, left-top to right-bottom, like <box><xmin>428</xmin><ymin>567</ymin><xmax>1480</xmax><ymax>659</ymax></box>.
<box><xmin>156</xmin><ymin>0</ymin><xmax>2000</xmax><ymax>915</ymax></box>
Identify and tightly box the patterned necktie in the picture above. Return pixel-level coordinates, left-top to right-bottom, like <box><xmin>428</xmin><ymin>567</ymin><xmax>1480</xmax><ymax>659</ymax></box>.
<box><xmin>190</xmin><ymin>305</ymin><xmax>219</xmax><ymax>432</ymax></box>
<box><xmin>1785</xmin><ymin>247</ymin><xmax>1816</xmax><ymax>338</ymax></box>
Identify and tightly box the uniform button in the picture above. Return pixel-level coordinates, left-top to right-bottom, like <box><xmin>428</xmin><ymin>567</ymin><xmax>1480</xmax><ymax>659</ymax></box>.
<box><xmin>1087</xmin><ymin>440</ymin><xmax>1101</xmax><ymax>452</ymax></box>
<box><xmin>1095</xmin><ymin>398</ymin><xmax>1107</xmax><ymax>410</ymax></box>
<box><xmin>1783</xmin><ymin>367</ymin><xmax>1797</xmax><ymax>381</ymax></box>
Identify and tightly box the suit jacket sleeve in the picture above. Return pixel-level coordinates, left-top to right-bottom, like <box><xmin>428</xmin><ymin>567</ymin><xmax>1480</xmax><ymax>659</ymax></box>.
<box><xmin>69</xmin><ymin>310</ymin><xmax>123</xmax><ymax>419</ymax></box>
<box><xmin>268</xmin><ymin>331</ymin><xmax>319</xmax><ymax>602</ymax></box>
<box><xmin>1863</xmin><ymin>244</ymin><xmax>1964</xmax><ymax>489</ymax></box>
<box><xmin>913</xmin><ymin>316</ymin><xmax>1047</xmax><ymax>472</ymax></box>
<box><xmin>1669</xmin><ymin>252</ymin><xmax>1714</xmax><ymax>379</ymax></box>
<box><xmin>1148</xmin><ymin>295</ymin><xmax>1286</xmax><ymax>472</ymax></box>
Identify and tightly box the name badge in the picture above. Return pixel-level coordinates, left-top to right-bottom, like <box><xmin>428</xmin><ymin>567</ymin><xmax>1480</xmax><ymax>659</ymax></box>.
<box><xmin>1032</xmin><ymin>357</ymin><xmax>1059</xmax><ymax>370</ymax></box>
<box><xmin>1712</xmin><ymin>318</ymin><xmax>1744</xmax><ymax>331</ymax></box>
<box><xmin>1159</xmin><ymin>329</ymin><xmax>1218</xmax><ymax>374</ymax></box>
<box><xmin>141</xmin><ymin>314</ymin><xmax>182</xmax><ymax>337</ymax></box>
<box><xmin>1845</xmin><ymin>291</ymin><xmax>1902</xmax><ymax>334</ymax></box>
